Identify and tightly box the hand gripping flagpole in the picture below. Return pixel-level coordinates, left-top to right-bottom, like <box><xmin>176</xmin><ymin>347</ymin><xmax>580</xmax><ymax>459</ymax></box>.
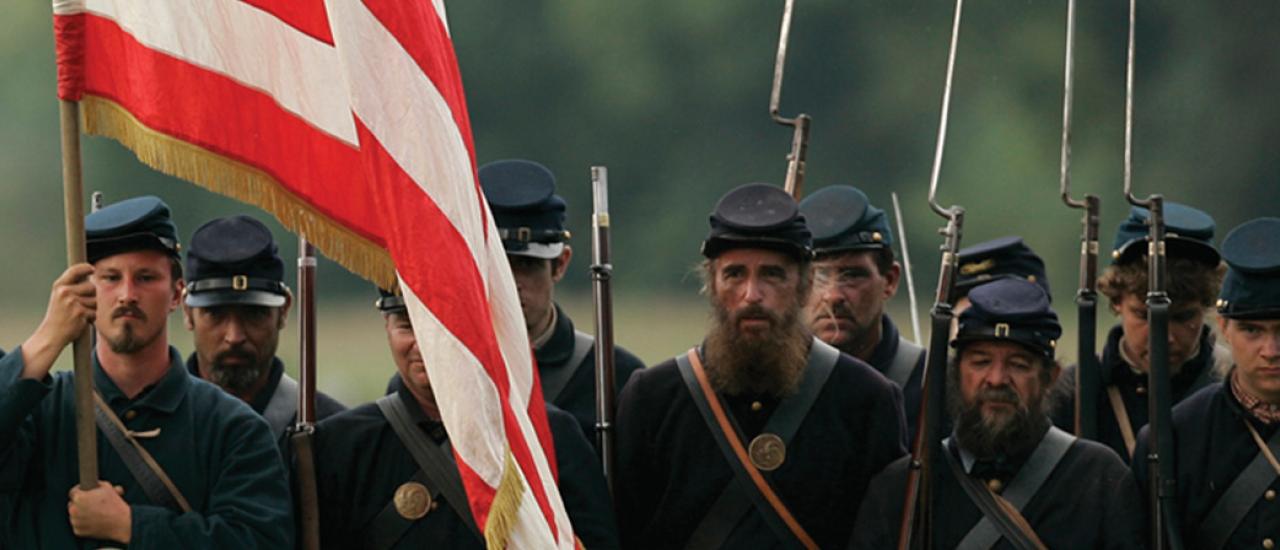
<box><xmin>1057</xmin><ymin>0</ymin><xmax>1103</xmax><ymax>440</ymax></box>
<box><xmin>1119</xmin><ymin>1</ymin><xmax>1182</xmax><ymax>547</ymax></box>
<box><xmin>293</xmin><ymin>237</ymin><xmax>321</xmax><ymax>550</ymax></box>
<box><xmin>897</xmin><ymin>1</ymin><xmax>966</xmax><ymax>547</ymax></box>
<box><xmin>589</xmin><ymin>166</ymin><xmax>618</xmax><ymax>493</ymax></box>
<box><xmin>58</xmin><ymin>98</ymin><xmax>98</xmax><ymax>491</ymax></box>
<box><xmin>770</xmin><ymin>0</ymin><xmax>812</xmax><ymax>200</ymax></box>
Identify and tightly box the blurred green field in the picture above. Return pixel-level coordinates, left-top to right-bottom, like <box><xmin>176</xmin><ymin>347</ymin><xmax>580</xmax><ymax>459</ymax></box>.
<box><xmin>0</xmin><ymin>287</ymin><xmax>1106</xmax><ymax>408</ymax></box>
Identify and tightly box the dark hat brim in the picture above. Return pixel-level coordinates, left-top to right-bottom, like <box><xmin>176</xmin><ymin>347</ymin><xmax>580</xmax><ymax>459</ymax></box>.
<box><xmin>702</xmin><ymin>235</ymin><xmax>812</xmax><ymax>261</ymax></box>
<box><xmin>950</xmin><ymin>333</ymin><xmax>1055</xmax><ymax>358</ymax></box>
<box><xmin>185</xmin><ymin>289</ymin><xmax>286</xmax><ymax>308</ymax></box>
<box><xmin>1113</xmin><ymin>236</ymin><xmax>1221</xmax><ymax>267</ymax></box>
<box><xmin>87</xmin><ymin>233</ymin><xmax>180</xmax><ymax>264</ymax></box>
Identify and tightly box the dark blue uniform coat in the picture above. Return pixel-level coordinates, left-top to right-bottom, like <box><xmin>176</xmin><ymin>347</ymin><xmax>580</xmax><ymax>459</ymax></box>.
<box><xmin>1134</xmin><ymin>375</ymin><xmax>1280</xmax><ymax>549</ymax></box>
<box><xmin>851</xmin><ymin>431</ymin><xmax>1146</xmax><ymax>549</ymax></box>
<box><xmin>536</xmin><ymin>304</ymin><xmax>645</xmax><ymax>442</ymax></box>
<box><xmin>313</xmin><ymin>382</ymin><xmax>619</xmax><ymax>549</ymax></box>
<box><xmin>1053</xmin><ymin>324</ymin><xmax>1225</xmax><ymax>459</ymax></box>
<box><xmin>614</xmin><ymin>347</ymin><xmax>907</xmax><ymax>548</ymax></box>
<box><xmin>0</xmin><ymin>346</ymin><xmax>294</xmax><ymax>548</ymax></box>
<box><xmin>864</xmin><ymin>315</ymin><xmax>924</xmax><ymax>438</ymax></box>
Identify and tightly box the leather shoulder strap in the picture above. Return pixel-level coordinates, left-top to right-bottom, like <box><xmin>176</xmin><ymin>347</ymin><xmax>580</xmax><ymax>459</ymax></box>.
<box><xmin>943</xmin><ymin>446</ymin><xmax>1045</xmax><ymax>550</ymax></box>
<box><xmin>886</xmin><ymin>337</ymin><xmax>925</xmax><ymax>388</ymax></box>
<box><xmin>955</xmin><ymin>427</ymin><xmax>1075</xmax><ymax>549</ymax></box>
<box><xmin>375</xmin><ymin>393</ymin><xmax>481</xmax><ymax>538</ymax></box>
<box><xmin>1194</xmin><ymin>421</ymin><xmax>1280</xmax><ymax>550</ymax></box>
<box><xmin>93</xmin><ymin>392</ymin><xmax>192</xmax><ymax>513</ymax></box>
<box><xmin>677</xmin><ymin>345</ymin><xmax>827</xmax><ymax>550</ymax></box>
<box><xmin>1107</xmin><ymin>386</ymin><xmax>1137</xmax><ymax>459</ymax></box>
<box><xmin>262</xmin><ymin>374</ymin><xmax>299</xmax><ymax>439</ymax></box>
<box><xmin>542</xmin><ymin>330</ymin><xmax>594</xmax><ymax>403</ymax></box>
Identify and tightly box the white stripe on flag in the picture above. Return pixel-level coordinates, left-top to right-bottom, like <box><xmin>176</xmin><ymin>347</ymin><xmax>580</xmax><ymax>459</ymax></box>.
<box><xmin>76</xmin><ymin>0</ymin><xmax>357</xmax><ymax>145</ymax></box>
<box><xmin>324</xmin><ymin>0</ymin><xmax>489</xmax><ymax>288</ymax></box>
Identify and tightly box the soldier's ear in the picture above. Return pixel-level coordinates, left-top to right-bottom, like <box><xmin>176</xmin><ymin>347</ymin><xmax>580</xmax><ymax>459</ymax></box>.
<box><xmin>551</xmin><ymin>246</ymin><xmax>573</xmax><ymax>282</ymax></box>
<box><xmin>182</xmin><ymin>304</ymin><xmax>194</xmax><ymax>330</ymax></box>
<box><xmin>277</xmin><ymin>288</ymin><xmax>293</xmax><ymax>329</ymax></box>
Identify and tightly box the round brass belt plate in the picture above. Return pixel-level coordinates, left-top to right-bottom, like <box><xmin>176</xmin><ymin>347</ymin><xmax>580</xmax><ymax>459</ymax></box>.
<box><xmin>394</xmin><ymin>481</ymin><xmax>433</xmax><ymax>520</ymax></box>
<box><xmin>748</xmin><ymin>433</ymin><xmax>786</xmax><ymax>471</ymax></box>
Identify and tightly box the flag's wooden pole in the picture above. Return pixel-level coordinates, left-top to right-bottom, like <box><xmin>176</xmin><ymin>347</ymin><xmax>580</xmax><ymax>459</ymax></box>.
<box><xmin>59</xmin><ymin>99</ymin><xmax>98</xmax><ymax>490</ymax></box>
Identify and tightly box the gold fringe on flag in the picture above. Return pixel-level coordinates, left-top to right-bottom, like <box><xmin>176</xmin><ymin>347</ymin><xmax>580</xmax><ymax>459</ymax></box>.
<box><xmin>484</xmin><ymin>450</ymin><xmax>526</xmax><ymax>549</ymax></box>
<box><xmin>78</xmin><ymin>95</ymin><xmax>398</xmax><ymax>289</ymax></box>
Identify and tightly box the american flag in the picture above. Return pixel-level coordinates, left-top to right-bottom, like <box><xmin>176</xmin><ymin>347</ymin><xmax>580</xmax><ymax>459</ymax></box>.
<box><xmin>52</xmin><ymin>0</ymin><xmax>573</xmax><ymax>546</ymax></box>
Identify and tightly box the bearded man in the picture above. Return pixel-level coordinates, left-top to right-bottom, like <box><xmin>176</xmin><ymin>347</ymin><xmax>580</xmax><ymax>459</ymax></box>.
<box><xmin>614</xmin><ymin>183</ymin><xmax>906</xmax><ymax>549</ymax></box>
<box><xmin>182</xmin><ymin>215</ymin><xmax>344</xmax><ymax>453</ymax></box>
<box><xmin>852</xmin><ymin>277</ymin><xmax>1144</xmax><ymax>549</ymax></box>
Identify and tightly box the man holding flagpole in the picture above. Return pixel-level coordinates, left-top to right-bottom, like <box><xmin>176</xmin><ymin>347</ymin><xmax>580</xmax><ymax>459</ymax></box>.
<box><xmin>0</xmin><ymin>196</ymin><xmax>293</xmax><ymax>548</ymax></box>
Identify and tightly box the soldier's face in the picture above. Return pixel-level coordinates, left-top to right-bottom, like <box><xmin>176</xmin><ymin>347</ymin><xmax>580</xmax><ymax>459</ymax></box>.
<box><xmin>92</xmin><ymin>250</ymin><xmax>182</xmax><ymax>356</ymax></box>
<box><xmin>508</xmin><ymin>247</ymin><xmax>571</xmax><ymax>336</ymax></box>
<box><xmin>185</xmin><ymin>303</ymin><xmax>287</xmax><ymax>396</ymax></box>
<box><xmin>806</xmin><ymin>251</ymin><xmax>899</xmax><ymax>352</ymax></box>
<box><xmin>711</xmin><ymin>248</ymin><xmax>805</xmax><ymax>340</ymax></box>
<box><xmin>385</xmin><ymin>311</ymin><xmax>430</xmax><ymax>391</ymax></box>
<box><xmin>1219</xmin><ymin>317</ymin><xmax>1280</xmax><ymax>401</ymax></box>
<box><xmin>1116</xmin><ymin>293</ymin><xmax>1206</xmax><ymax>372</ymax></box>
<box><xmin>957</xmin><ymin>340</ymin><xmax>1054</xmax><ymax>428</ymax></box>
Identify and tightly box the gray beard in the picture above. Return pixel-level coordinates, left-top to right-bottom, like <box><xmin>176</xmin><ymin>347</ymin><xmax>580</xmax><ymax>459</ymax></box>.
<box><xmin>208</xmin><ymin>361</ymin><xmax>268</xmax><ymax>395</ymax></box>
<box><xmin>949</xmin><ymin>383</ymin><xmax>1049</xmax><ymax>460</ymax></box>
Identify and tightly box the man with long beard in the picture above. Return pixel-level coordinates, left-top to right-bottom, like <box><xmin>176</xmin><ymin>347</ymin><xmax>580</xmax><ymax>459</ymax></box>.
<box><xmin>852</xmin><ymin>277</ymin><xmax>1144</xmax><ymax>549</ymax></box>
<box><xmin>0</xmin><ymin>196</ymin><xmax>292</xmax><ymax>548</ymax></box>
<box><xmin>1134</xmin><ymin>217</ymin><xmax>1280</xmax><ymax>549</ymax></box>
<box><xmin>614</xmin><ymin>183</ymin><xmax>907</xmax><ymax>549</ymax></box>
<box><xmin>182</xmin><ymin>215</ymin><xmax>344</xmax><ymax>452</ymax></box>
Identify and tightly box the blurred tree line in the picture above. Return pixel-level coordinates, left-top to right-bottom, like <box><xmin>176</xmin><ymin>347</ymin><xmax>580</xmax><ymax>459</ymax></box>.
<box><xmin>1</xmin><ymin>1</ymin><xmax>1277</xmax><ymax>312</ymax></box>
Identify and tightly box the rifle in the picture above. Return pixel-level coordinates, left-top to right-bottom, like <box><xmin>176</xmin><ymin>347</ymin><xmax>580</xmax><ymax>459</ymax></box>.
<box><xmin>589</xmin><ymin>166</ymin><xmax>618</xmax><ymax>493</ymax></box>
<box><xmin>292</xmin><ymin>237</ymin><xmax>321</xmax><ymax>550</ymax></box>
<box><xmin>897</xmin><ymin>0</ymin><xmax>967</xmax><ymax>547</ymax></box>
<box><xmin>1121</xmin><ymin>1</ymin><xmax>1182</xmax><ymax>547</ymax></box>
<box><xmin>57</xmin><ymin>98</ymin><xmax>98</xmax><ymax>491</ymax></box>
<box><xmin>769</xmin><ymin>0</ymin><xmax>811</xmax><ymax>199</ymax></box>
<box><xmin>1056</xmin><ymin>0</ymin><xmax>1102</xmax><ymax>440</ymax></box>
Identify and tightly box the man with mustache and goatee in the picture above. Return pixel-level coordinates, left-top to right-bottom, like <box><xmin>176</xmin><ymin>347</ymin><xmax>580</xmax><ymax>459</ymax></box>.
<box><xmin>799</xmin><ymin>186</ymin><xmax>924</xmax><ymax>436</ymax></box>
<box><xmin>851</xmin><ymin>277</ymin><xmax>1145</xmax><ymax>549</ymax></box>
<box><xmin>182</xmin><ymin>215</ymin><xmax>344</xmax><ymax>455</ymax></box>
<box><xmin>614</xmin><ymin>183</ymin><xmax>907</xmax><ymax>549</ymax></box>
<box><xmin>1134</xmin><ymin>217</ymin><xmax>1280</xmax><ymax>549</ymax></box>
<box><xmin>0</xmin><ymin>197</ymin><xmax>292</xmax><ymax>548</ymax></box>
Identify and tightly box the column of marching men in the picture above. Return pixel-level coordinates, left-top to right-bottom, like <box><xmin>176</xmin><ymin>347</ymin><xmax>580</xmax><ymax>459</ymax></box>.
<box><xmin>2</xmin><ymin>161</ymin><xmax>1278</xmax><ymax>549</ymax></box>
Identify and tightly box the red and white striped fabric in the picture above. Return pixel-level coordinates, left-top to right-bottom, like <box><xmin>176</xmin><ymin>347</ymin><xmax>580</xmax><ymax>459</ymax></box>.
<box><xmin>52</xmin><ymin>0</ymin><xmax>572</xmax><ymax>547</ymax></box>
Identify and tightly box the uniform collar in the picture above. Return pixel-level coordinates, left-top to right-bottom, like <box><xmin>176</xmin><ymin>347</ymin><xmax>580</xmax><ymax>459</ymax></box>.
<box><xmin>534</xmin><ymin>303</ymin><xmax>575</xmax><ymax>366</ymax></box>
<box><xmin>1100</xmin><ymin>324</ymin><xmax>1215</xmax><ymax>392</ymax></box>
<box><xmin>94</xmin><ymin>346</ymin><xmax>189</xmax><ymax>413</ymax></box>
<box><xmin>865</xmin><ymin>315</ymin><xmax>901</xmax><ymax>372</ymax></box>
<box><xmin>394</xmin><ymin>382</ymin><xmax>448</xmax><ymax>442</ymax></box>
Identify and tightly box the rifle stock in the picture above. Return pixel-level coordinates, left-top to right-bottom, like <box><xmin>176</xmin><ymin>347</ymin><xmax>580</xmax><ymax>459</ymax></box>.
<box><xmin>589</xmin><ymin>167</ymin><xmax>618</xmax><ymax>493</ymax></box>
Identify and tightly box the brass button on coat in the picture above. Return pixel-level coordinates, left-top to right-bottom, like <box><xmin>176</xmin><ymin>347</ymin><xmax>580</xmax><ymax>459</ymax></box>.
<box><xmin>1263</xmin><ymin>537</ymin><xmax>1274</xmax><ymax>550</ymax></box>
<box><xmin>1267</xmin><ymin>489</ymin><xmax>1277</xmax><ymax>501</ymax></box>
<box><xmin>123</xmin><ymin>410</ymin><xmax>138</xmax><ymax>421</ymax></box>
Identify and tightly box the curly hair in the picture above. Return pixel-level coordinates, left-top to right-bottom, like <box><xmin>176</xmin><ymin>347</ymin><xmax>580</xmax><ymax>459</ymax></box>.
<box><xmin>1098</xmin><ymin>257</ymin><xmax>1226</xmax><ymax>309</ymax></box>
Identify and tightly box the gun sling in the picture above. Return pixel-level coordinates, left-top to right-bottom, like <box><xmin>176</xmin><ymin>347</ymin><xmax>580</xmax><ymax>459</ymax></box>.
<box><xmin>1195</xmin><ymin>417</ymin><xmax>1280</xmax><ymax>550</ymax></box>
<box><xmin>262</xmin><ymin>373</ymin><xmax>299</xmax><ymax>440</ymax></box>
<box><xmin>948</xmin><ymin>426</ymin><xmax>1074</xmax><ymax>550</ymax></box>
<box><xmin>542</xmin><ymin>330</ymin><xmax>595</xmax><ymax>403</ymax></box>
<box><xmin>93</xmin><ymin>392</ymin><xmax>192</xmax><ymax>513</ymax></box>
<box><xmin>677</xmin><ymin>338</ymin><xmax>838</xmax><ymax>550</ymax></box>
<box><xmin>885</xmin><ymin>337</ymin><xmax>925</xmax><ymax>388</ymax></box>
<box><xmin>375</xmin><ymin>393</ymin><xmax>481</xmax><ymax>542</ymax></box>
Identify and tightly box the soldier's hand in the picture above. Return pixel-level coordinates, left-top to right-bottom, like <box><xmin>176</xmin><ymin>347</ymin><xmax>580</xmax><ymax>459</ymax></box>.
<box><xmin>68</xmin><ymin>481</ymin><xmax>131</xmax><ymax>544</ymax></box>
<box><xmin>20</xmin><ymin>264</ymin><xmax>96</xmax><ymax>380</ymax></box>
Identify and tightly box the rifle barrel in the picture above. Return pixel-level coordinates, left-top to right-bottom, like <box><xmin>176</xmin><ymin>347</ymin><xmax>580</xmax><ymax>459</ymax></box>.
<box><xmin>590</xmin><ymin>166</ymin><xmax>618</xmax><ymax>492</ymax></box>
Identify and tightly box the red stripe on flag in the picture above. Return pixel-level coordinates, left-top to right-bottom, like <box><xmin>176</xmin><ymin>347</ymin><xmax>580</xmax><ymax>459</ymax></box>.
<box><xmin>359</xmin><ymin>0</ymin><xmax>482</xmax><ymax>220</ymax></box>
<box><xmin>353</xmin><ymin>119</ymin><xmax>559</xmax><ymax>536</ymax></box>
<box><xmin>238</xmin><ymin>0</ymin><xmax>335</xmax><ymax>44</ymax></box>
<box><xmin>54</xmin><ymin>13</ymin><xmax>86</xmax><ymax>100</ymax></box>
<box><xmin>73</xmin><ymin>14</ymin><xmax>382</xmax><ymax>246</ymax></box>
